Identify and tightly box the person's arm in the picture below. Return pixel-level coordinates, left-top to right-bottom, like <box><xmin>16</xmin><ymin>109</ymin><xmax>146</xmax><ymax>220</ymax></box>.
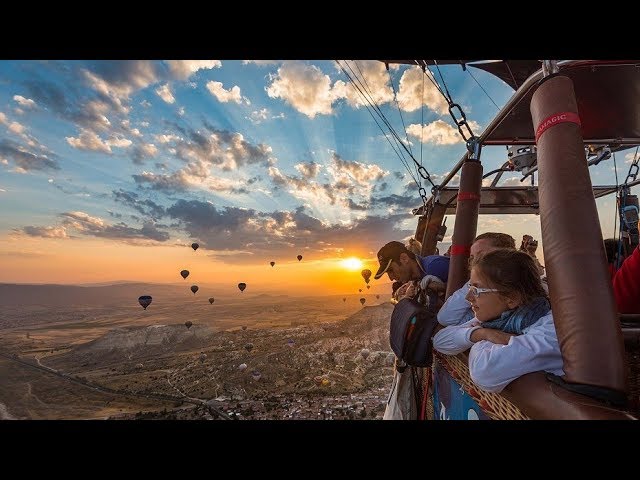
<box><xmin>437</xmin><ymin>283</ymin><xmax>474</xmax><ymax>326</ymax></box>
<box><xmin>613</xmin><ymin>246</ymin><xmax>640</xmax><ymax>313</ymax></box>
<box><xmin>432</xmin><ymin>318</ymin><xmax>481</xmax><ymax>355</ymax></box>
<box><xmin>469</xmin><ymin>328</ymin><xmax>516</xmax><ymax>345</ymax></box>
<box><xmin>467</xmin><ymin>312</ymin><xmax>564</xmax><ymax>393</ymax></box>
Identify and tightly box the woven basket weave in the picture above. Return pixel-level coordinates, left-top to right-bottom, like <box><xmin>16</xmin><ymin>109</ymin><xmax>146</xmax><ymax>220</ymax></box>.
<box><xmin>428</xmin><ymin>351</ymin><xmax>529</xmax><ymax>420</ymax></box>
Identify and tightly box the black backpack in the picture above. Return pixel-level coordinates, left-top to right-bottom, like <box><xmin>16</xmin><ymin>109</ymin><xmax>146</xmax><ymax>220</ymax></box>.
<box><xmin>390</xmin><ymin>295</ymin><xmax>439</xmax><ymax>368</ymax></box>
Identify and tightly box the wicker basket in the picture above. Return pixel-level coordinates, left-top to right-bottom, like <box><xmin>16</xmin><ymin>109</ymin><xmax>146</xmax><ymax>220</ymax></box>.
<box><xmin>430</xmin><ymin>351</ymin><xmax>529</xmax><ymax>420</ymax></box>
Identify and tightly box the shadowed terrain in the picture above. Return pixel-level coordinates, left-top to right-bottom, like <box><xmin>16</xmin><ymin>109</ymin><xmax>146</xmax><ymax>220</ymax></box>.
<box><xmin>0</xmin><ymin>283</ymin><xmax>396</xmax><ymax>420</ymax></box>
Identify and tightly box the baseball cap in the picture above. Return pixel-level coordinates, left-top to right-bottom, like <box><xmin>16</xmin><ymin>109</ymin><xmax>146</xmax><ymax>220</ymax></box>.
<box><xmin>374</xmin><ymin>241</ymin><xmax>410</xmax><ymax>280</ymax></box>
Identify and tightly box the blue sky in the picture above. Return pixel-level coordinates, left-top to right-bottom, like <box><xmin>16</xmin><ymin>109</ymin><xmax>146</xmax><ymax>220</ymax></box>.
<box><xmin>0</xmin><ymin>60</ymin><xmax>636</xmax><ymax>284</ymax></box>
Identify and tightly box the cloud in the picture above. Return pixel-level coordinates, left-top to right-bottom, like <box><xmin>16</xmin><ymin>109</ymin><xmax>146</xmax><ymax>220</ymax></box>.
<box><xmin>112</xmin><ymin>189</ymin><xmax>166</xmax><ymax>219</ymax></box>
<box><xmin>13</xmin><ymin>95</ymin><xmax>36</xmax><ymax>108</ymax></box>
<box><xmin>83</xmin><ymin>61</ymin><xmax>160</xmax><ymax>100</ymax></box>
<box><xmin>21</xmin><ymin>225</ymin><xmax>68</xmax><ymax>238</ymax></box>
<box><xmin>155</xmin><ymin>84</ymin><xmax>175</xmax><ymax>104</ymax></box>
<box><xmin>266</xmin><ymin>62</ymin><xmax>337</xmax><ymax>118</ymax></box>
<box><xmin>294</xmin><ymin>161</ymin><xmax>321</xmax><ymax>179</ymax></box>
<box><xmin>155</xmin><ymin>133</ymin><xmax>182</xmax><ymax>144</ymax></box>
<box><xmin>267</xmin><ymin>153</ymin><xmax>388</xmax><ymax>215</ymax></box>
<box><xmin>105</xmin><ymin>135</ymin><xmax>132</xmax><ymax>148</ymax></box>
<box><xmin>206</xmin><ymin>81</ymin><xmax>249</xmax><ymax>105</ymax></box>
<box><xmin>66</xmin><ymin>129</ymin><xmax>112</xmax><ymax>153</ymax></box>
<box><xmin>625</xmin><ymin>151</ymin><xmax>638</xmax><ymax>164</ymax></box>
<box><xmin>131</xmin><ymin>143</ymin><xmax>158</xmax><ymax>164</ymax></box>
<box><xmin>331</xmin><ymin>60</ymin><xmax>394</xmax><ymax>108</ymax></box>
<box><xmin>242</xmin><ymin>60</ymin><xmax>281</xmax><ymax>66</ymax></box>
<box><xmin>406</xmin><ymin>119</ymin><xmax>482</xmax><ymax>145</ymax></box>
<box><xmin>397</xmin><ymin>66</ymin><xmax>450</xmax><ymax>114</ymax></box>
<box><xmin>165</xmin><ymin>60</ymin><xmax>221</xmax><ymax>80</ymax></box>
<box><xmin>0</xmin><ymin>139</ymin><xmax>60</xmax><ymax>171</ymax></box>
<box><xmin>164</xmin><ymin>199</ymin><xmax>413</xmax><ymax>261</ymax></box>
<box><xmin>60</xmin><ymin>211</ymin><xmax>170</xmax><ymax>243</ymax></box>
<box><xmin>169</xmin><ymin>123</ymin><xmax>274</xmax><ymax>171</ymax></box>
<box><xmin>371</xmin><ymin>193</ymin><xmax>419</xmax><ymax>210</ymax></box>
<box><xmin>133</xmin><ymin>170</ymin><xmax>192</xmax><ymax>193</ymax></box>
<box><xmin>327</xmin><ymin>152</ymin><xmax>387</xmax><ymax>186</ymax></box>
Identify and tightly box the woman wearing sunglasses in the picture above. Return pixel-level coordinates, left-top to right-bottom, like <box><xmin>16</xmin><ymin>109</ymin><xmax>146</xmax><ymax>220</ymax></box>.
<box><xmin>432</xmin><ymin>249</ymin><xmax>564</xmax><ymax>393</ymax></box>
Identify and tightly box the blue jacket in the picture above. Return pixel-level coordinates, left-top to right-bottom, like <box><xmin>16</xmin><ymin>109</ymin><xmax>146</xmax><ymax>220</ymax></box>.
<box><xmin>416</xmin><ymin>254</ymin><xmax>450</xmax><ymax>283</ymax></box>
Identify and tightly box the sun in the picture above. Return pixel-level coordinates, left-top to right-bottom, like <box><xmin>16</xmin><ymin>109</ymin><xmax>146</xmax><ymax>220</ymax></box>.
<box><xmin>340</xmin><ymin>257</ymin><xmax>363</xmax><ymax>271</ymax></box>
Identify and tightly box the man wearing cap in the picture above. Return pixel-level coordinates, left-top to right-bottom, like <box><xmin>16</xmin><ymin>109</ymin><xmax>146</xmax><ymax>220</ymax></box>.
<box><xmin>374</xmin><ymin>241</ymin><xmax>450</xmax><ymax>300</ymax></box>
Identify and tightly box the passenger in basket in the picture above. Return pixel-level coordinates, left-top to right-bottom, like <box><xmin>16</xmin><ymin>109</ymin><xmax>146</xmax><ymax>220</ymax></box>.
<box><xmin>375</xmin><ymin>240</ymin><xmax>449</xmax><ymax>302</ymax></box>
<box><xmin>438</xmin><ymin>232</ymin><xmax>516</xmax><ymax>327</ymax></box>
<box><xmin>432</xmin><ymin>249</ymin><xmax>564</xmax><ymax>393</ymax></box>
<box><xmin>612</xmin><ymin>221</ymin><xmax>640</xmax><ymax>313</ymax></box>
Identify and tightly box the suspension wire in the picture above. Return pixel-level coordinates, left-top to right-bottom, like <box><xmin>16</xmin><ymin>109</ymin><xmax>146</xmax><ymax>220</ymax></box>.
<box><xmin>337</xmin><ymin>61</ymin><xmax>421</xmax><ymax>189</ymax></box>
<box><xmin>504</xmin><ymin>61</ymin><xmax>519</xmax><ymax>90</ymax></box>
<box><xmin>433</xmin><ymin>60</ymin><xmax>454</xmax><ymax>103</ymax></box>
<box><xmin>465</xmin><ymin>66</ymin><xmax>500</xmax><ymax>110</ymax></box>
<box><xmin>338</xmin><ymin>61</ymin><xmax>436</xmax><ymax>193</ymax></box>
<box><xmin>387</xmin><ymin>64</ymin><xmax>414</xmax><ymax>157</ymax></box>
<box><xmin>346</xmin><ymin>61</ymin><xmax>420</xmax><ymax>188</ymax></box>
<box><xmin>381</xmin><ymin>62</ymin><xmax>420</xmax><ymax>187</ymax></box>
<box><xmin>420</xmin><ymin>67</ymin><xmax>425</xmax><ymax>183</ymax></box>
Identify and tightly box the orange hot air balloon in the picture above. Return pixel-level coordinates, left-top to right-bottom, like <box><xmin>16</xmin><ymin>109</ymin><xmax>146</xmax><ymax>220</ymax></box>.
<box><xmin>190</xmin><ymin>285</ymin><xmax>199</xmax><ymax>294</ymax></box>
<box><xmin>359</xmin><ymin>297</ymin><xmax>366</xmax><ymax>306</ymax></box>
<box><xmin>180</xmin><ymin>269</ymin><xmax>189</xmax><ymax>279</ymax></box>
<box><xmin>270</xmin><ymin>261</ymin><xmax>275</xmax><ymax>267</ymax></box>
<box><xmin>238</xmin><ymin>282</ymin><xmax>246</xmax><ymax>292</ymax></box>
<box><xmin>208</xmin><ymin>297</ymin><xmax>215</xmax><ymax>304</ymax></box>
<box><xmin>361</xmin><ymin>269</ymin><xmax>372</xmax><ymax>284</ymax></box>
<box><xmin>191</xmin><ymin>242</ymin><xmax>199</xmax><ymax>251</ymax></box>
<box><xmin>185</xmin><ymin>321</ymin><xmax>193</xmax><ymax>329</ymax></box>
<box><xmin>297</xmin><ymin>255</ymin><xmax>302</xmax><ymax>261</ymax></box>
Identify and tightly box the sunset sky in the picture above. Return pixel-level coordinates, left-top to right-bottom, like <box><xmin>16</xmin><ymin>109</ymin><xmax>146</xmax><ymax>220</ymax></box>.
<box><xmin>0</xmin><ymin>60</ymin><xmax>636</xmax><ymax>294</ymax></box>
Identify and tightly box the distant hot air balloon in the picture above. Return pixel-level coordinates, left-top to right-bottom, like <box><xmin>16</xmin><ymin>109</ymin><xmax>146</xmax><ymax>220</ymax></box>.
<box><xmin>270</xmin><ymin>261</ymin><xmax>275</xmax><ymax>267</ymax></box>
<box><xmin>238</xmin><ymin>363</ymin><xmax>247</xmax><ymax>371</ymax></box>
<box><xmin>241</xmin><ymin>325</ymin><xmax>247</xmax><ymax>331</ymax></box>
<box><xmin>199</xmin><ymin>353</ymin><xmax>207</xmax><ymax>363</ymax></box>
<box><xmin>180</xmin><ymin>269</ymin><xmax>189</xmax><ymax>279</ymax></box>
<box><xmin>361</xmin><ymin>269</ymin><xmax>372</xmax><ymax>284</ymax></box>
<box><xmin>366</xmin><ymin>285</ymin><xmax>370</xmax><ymax>289</ymax></box>
<box><xmin>359</xmin><ymin>297</ymin><xmax>366</xmax><ymax>306</ymax></box>
<box><xmin>287</xmin><ymin>339</ymin><xmax>295</xmax><ymax>348</ymax></box>
<box><xmin>343</xmin><ymin>298</ymin><xmax>346</xmax><ymax>302</ymax></box>
<box><xmin>358</xmin><ymin>289</ymin><xmax>362</xmax><ymax>293</ymax></box>
<box><xmin>185</xmin><ymin>321</ymin><xmax>193</xmax><ymax>329</ymax></box>
<box><xmin>321</xmin><ymin>378</ymin><xmax>330</xmax><ymax>386</ymax></box>
<box><xmin>238</xmin><ymin>283</ymin><xmax>246</xmax><ymax>292</ymax></box>
<box><xmin>251</xmin><ymin>370</ymin><xmax>261</xmax><ymax>381</ymax></box>
<box><xmin>138</xmin><ymin>295</ymin><xmax>152</xmax><ymax>310</ymax></box>
<box><xmin>376</xmin><ymin>294</ymin><xmax>380</xmax><ymax>299</ymax></box>
<box><xmin>297</xmin><ymin>255</ymin><xmax>302</xmax><ymax>261</ymax></box>
<box><xmin>191</xmin><ymin>242</ymin><xmax>199</xmax><ymax>251</ymax></box>
<box><xmin>360</xmin><ymin>348</ymin><xmax>370</xmax><ymax>360</ymax></box>
<box><xmin>208</xmin><ymin>297</ymin><xmax>215</xmax><ymax>304</ymax></box>
<box><xmin>190</xmin><ymin>285</ymin><xmax>199</xmax><ymax>294</ymax></box>
<box><xmin>245</xmin><ymin>342</ymin><xmax>254</xmax><ymax>352</ymax></box>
